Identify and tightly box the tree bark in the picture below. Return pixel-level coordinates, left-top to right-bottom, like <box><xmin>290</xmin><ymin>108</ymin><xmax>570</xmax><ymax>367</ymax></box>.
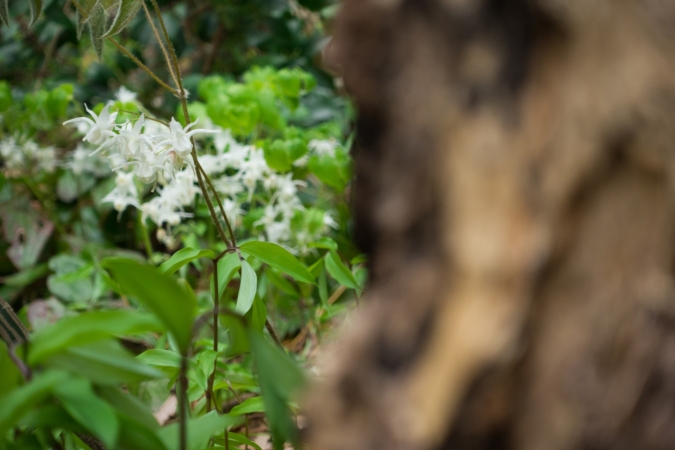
<box><xmin>305</xmin><ymin>1</ymin><xmax>675</xmax><ymax>449</ymax></box>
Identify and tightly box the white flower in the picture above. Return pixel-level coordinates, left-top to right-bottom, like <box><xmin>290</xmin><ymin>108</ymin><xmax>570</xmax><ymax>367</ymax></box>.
<box><xmin>102</xmin><ymin>171</ymin><xmax>140</xmax><ymax>212</ymax></box>
<box><xmin>116</xmin><ymin>86</ymin><xmax>137</xmax><ymax>103</ymax></box>
<box><xmin>35</xmin><ymin>146</ymin><xmax>57</xmax><ymax>173</ymax></box>
<box><xmin>63</xmin><ymin>104</ymin><xmax>118</xmax><ymax>146</ymax></box>
<box><xmin>156</xmin><ymin>118</ymin><xmax>219</xmax><ymax>159</ymax></box>
<box><xmin>308</xmin><ymin>138</ymin><xmax>339</xmax><ymax>157</ymax></box>
<box><xmin>323</xmin><ymin>212</ymin><xmax>339</xmax><ymax>229</ymax></box>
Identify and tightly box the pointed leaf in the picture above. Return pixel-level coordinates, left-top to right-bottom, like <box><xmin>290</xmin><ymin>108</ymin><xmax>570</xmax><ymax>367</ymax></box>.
<box><xmin>230</xmin><ymin>396</ymin><xmax>265</xmax><ymax>416</ymax></box>
<box><xmin>240</xmin><ymin>241</ymin><xmax>314</xmax><ymax>284</ymax></box>
<box><xmin>29</xmin><ymin>310</ymin><xmax>164</xmax><ymax>364</ymax></box>
<box><xmin>46</xmin><ymin>340</ymin><xmax>164</xmax><ymax>385</ymax></box>
<box><xmin>0</xmin><ymin>0</ymin><xmax>8</xmax><ymax>26</ymax></box>
<box><xmin>325</xmin><ymin>251</ymin><xmax>358</xmax><ymax>290</ymax></box>
<box><xmin>88</xmin><ymin>3</ymin><xmax>106</xmax><ymax>60</ymax></box>
<box><xmin>210</xmin><ymin>252</ymin><xmax>241</xmax><ymax>300</ymax></box>
<box><xmin>97</xmin><ymin>385</ymin><xmax>159</xmax><ymax>431</ymax></box>
<box><xmin>159</xmin><ymin>248</ymin><xmax>215</xmax><ymax>275</ymax></box>
<box><xmin>137</xmin><ymin>349</ymin><xmax>182</xmax><ymax>369</ymax></box>
<box><xmin>102</xmin><ymin>258</ymin><xmax>197</xmax><ymax>353</ymax></box>
<box><xmin>158</xmin><ymin>411</ymin><xmax>242</xmax><ymax>450</ymax></box>
<box><xmin>53</xmin><ymin>377</ymin><xmax>119</xmax><ymax>448</ymax></box>
<box><xmin>28</xmin><ymin>0</ymin><xmax>43</xmax><ymax>26</ymax></box>
<box><xmin>235</xmin><ymin>261</ymin><xmax>257</xmax><ymax>315</ymax></box>
<box><xmin>104</xmin><ymin>0</ymin><xmax>142</xmax><ymax>36</ymax></box>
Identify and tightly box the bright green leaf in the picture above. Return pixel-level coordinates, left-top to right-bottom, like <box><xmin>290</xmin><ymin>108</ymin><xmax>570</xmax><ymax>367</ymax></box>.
<box><xmin>210</xmin><ymin>252</ymin><xmax>241</xmax><ymax>301</ymax></box>
<box><xmin>235</xmin><ymin>261</ymin><xmax>257</xmax><ymax>315</ymax></box>
<box><xmin>230</xmin><ymin>396</ymin><xmax>265</xmax><ymax>415</ymax></box>
<box><xmin>137</xmin><ymin>349</ymin><xmax>182</xmax><ymax>369</ymax></box>
<box><xmin>240</xmin><ymin>241</ymin><xmax>314</xmax><ymax>284</ymax></box>
<box><xmin>30</xmin><ymin>310</ymin><xmax>164</xmax><ymax>364</ymax></box>
<box><xmin>159</xmin><ymin>248</ymin><xmax>215</xmax><ymax>275</ymax></box>
<box><xmin>325</xmin><ymin>251</ymin><xmax>358</xmax><ymax>290</ymax></box>
<box><xmin>102</xmin><ymin>258</ymin><xmax>197</xmax><ymax>353</ymax></box>
<box><xmin>158</xmin><ymin>411</ymin><xmax>242</xmax><ymax>450</ymax></box>
<box><xmin>53</xmin><ymin>377</ymin><xmax>119</xmax><ymax>448</ymax></box>
<box><xmin>96</xmin><ymin>385</ymin><xmax>159</xmax><ymax>431</ymax></box>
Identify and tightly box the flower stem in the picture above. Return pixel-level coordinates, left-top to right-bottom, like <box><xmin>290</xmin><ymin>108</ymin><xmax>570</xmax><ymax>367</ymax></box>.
<box><xmin>106</xmin><ymin>37</ymin><xmax>178</xmax><ymax>95</ymax></box>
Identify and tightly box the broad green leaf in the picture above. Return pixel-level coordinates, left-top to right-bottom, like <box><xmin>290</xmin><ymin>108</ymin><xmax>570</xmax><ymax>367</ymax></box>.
<box><xmin>266</xmin><ymin>268</ymin><xmax>299</xmax><ymax>297</ymax></box>
<box><xmin>88</xmin><ymin>3</ymin><xmax>106</xmax><ymax>60</ymax></box>
<box><xmin>0</xmin><ymin>0</ymin><xmax>8</xmax><ymax>27</ymax></box>
<box><xmin>97</xmin><ymin>386</ymin><xmax>159</xmax><ymax>431</ymax></box>
<box><xmin>0</xmin><ymin>370</ymin><xmax>70</xmax><ymax>435</ymax></box>
<box><xmin>46</xmin><ymin>340</ymin><xmax>164</xmax><ymax>385</ymax></box>
<box><xmin>30</xmin><ymin>310</ymin><xmax>164</xmax><ymax>364</ymax></box>
<box><xmin>210</xmin><ymin>252</ymin><xmax>241</xmax><ymax>301</ymax></box>
<box><xmin>240</xmin><ymin>241</ymin><xmax>314</xmax><ymax>284</ymax></box>
<box><xmin>18</xmin><ymin>404</ymin><xmax>84</xmax><ymax>432</ymax></box>
<box><xmin>325</xmin><ymin>251</ymin><xmax>358</xmax><ymax>290</ymax></box>
<box><xmin>137</xmin><ymin>349</ymin><xmax>182</xmax><ymax>368</ymax></box>
<box><xmin>247</xmin><ymin>296</ymin><xmax>267</xmax><ymax>333</ymax></box>
<box><xmin>28</xmin><ymin>0</ymin><xmax>43</xmax><ymax>26</ymax></box>
<box><xmin>105</xmin><ymin>0</ymin><xmax>142</xmax><ymax>36</ymax></box>
<box><xmin>249</xmin><ymin>332</ymin><xmax>305</xmax><ymax>448</ymax></box>
<box><xmin>235</xmin><ymin>261</ymin><xmax>257</xmax><ymax>315</ymax></box>
<box><xmin>318</xmin><ymin>268</ymin><xmax>328</xmax><ymax>306</ymax></box>
<box><xmin>158</xmin><ymin>411</ymin><xmax>242</xmax><ymax>450</ymax></box>
<box><xmin>0</xmin><ymin>342</ymin><xmax>21</xmax><ymax>397</ymax></box>
<box><xmin>159</xmin><ymin>248</ymin><xmax>215</xmax><ymax>275</ymax></box>
<box><xmin>102</xmin><ymin>258</ymin><xmax>197</xmax><ymax>353</ymax></box>
<box><xmin>117</xmin><ymin>414</ymin><xmax>168</xmax><ymax>450</ymax></box>
<box><xmin>309</xmin><ymin>237</ymin><xmax>338</xmax><ymax>251</ymax></box>
<box><xmin>53</xmin><ymin>377</ymin><xmax>119</xmax><ymax>448</ymax></box>
<box><xmin>230</xmin><ymin>396</ymin><xmax>265</xmax><ymax>415</ymax></box>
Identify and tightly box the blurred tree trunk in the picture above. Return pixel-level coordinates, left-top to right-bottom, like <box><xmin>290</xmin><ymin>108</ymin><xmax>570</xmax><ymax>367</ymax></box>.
<box><xmin>305</xmin><ymin>1</ymin><xmax>675</xmax><ymax>449</ymax></box>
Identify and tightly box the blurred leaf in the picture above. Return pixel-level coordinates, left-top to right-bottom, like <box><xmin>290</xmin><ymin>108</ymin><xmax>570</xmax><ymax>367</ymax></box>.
<box><xmin>325</xmin><ymin>251</ymin><xmax>358</xmax><ymax>290</ymax></box>
<box><xmin>102</xmin><ymin>258</ymin><xmax>197</xmax><ymax>353</ymax></box>
<box><xmin>88</xmin><ymin>3</ymin><xmax>106</xmax><ymax>60</ymax></box>
<box><xmin>104</xmin><ymin>0</ymin><xmax>142</xmax><ymax>37</ymax></box>
<box><xmin>117</xmin><ymin>414</ymin><xmax>168</xmax><ymax>450</ymax></box>
<box><xmin>0</xmin><ymin>0</ymin><xmax>7</xmax><ymax>27</ymax></box>
<box><xmin>158</xmin><ymin>411</ymin><xmax>241</xmax><ymax>450</ymax></box>
<box><xmin>266</xmin><ymin>268</ymin><xmax>299</xmax><ymax>298</ymax></box>
<box><xmin>247</xmin><ymin>296</ymin><xmax>267</xmax><ymax>333</ymax></box>
<box><xmin>30</xmin><ymin>310</ymin><xmax>164</xmax><ymax>364</ymax></box>
<box><xmin>235</xmin><ymin>260</ymin><xmax>257</xmax><ymax>315</ymax></box>
<box><xmin>0</xmin><ymin>298</ymin><xmax>29</xmax><ymax>346</ymax></box>
<box><xmin>1</xmin><ymin>263</ymin><xmax>48</xmax><ymax>288</ymax></box>
<box><xmin>223</xmin><ymin>432</ymin><xmax>263</xmax><ymax>450</ymax></box>
<box><xmin>28</xmin><ymin>0</ymin><xmax>43</xmax><ymax>26</ymax></box>
<box><xmin>53</xmin><ymin>377</ymin><xmax>119</xmax><ymax>448</ymax></box>
<box><xmin>45</xmin><ymin>340</ymin><xmax>164</xmax><ymax>384</ymax></box>
<box><xmin>0</xmin><ymin>341</ymin><xmax>21</xmax><ymax>396</ymax></box>
<box><xmin>240</xmin><ymin>241</ymin><xmax>314</xmax><ymax>284</ymax></box>
<box><xmin>137</xmin><ymin>348</ymin><xmax>182</xmax><ymax>369</ymax></box>
<box><xmin>97</xmin><ymin>385</ymin><xmax>159</xmax><ymax>431</ymax></box>
<box><xmin>0</xmin><ymin>370</ymin><xmax>69</xmax><ymax>436</ymax></box>
<box><xmin>309</xmin><ymin>237</ymin><xmax>338</xmax><ymax>251</ymax></box>
<box><xmin>230</xmin><ymin>396</ymin><xmax>265</xmax><ymax>415</ymax></box>
<box><xmin>159</xmin><ymin>247</ymin><xmax>215</xmax><ymax>275</ymax></box>
<box><xmin>249</xmin><ymin>331</ymin><xmax>305</xmax><ymax>449</ymax></box>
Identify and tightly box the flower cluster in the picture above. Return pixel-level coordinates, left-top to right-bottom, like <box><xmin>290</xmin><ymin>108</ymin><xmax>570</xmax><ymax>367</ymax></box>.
<box><xmin>0</xmin><ymin>137</ymin><xmax>57</xmax><ymax>177</ymax></box>
<box><xmin>64</xmin><ymin>99</ymin><xmax>340</xmax><ymax>251</ymax></box>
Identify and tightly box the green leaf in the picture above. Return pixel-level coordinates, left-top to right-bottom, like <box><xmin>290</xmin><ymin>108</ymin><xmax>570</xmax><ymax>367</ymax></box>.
<box><xmin>0</xmin><ymin>342</ymin><xmax>21</xmax><ymax>397</ymax></box>
<box><xmin>96</xmin><ymin>385</ymin><xmax>159</xmax><ymax>431</ymax></box>
<box><xmin>53</xmin><ymin>377</ymin><xmax>119</xmax><ymax>448</ymax></box>
<box><xmin>240</xmin><ymin>241</ymin><xmax>314</xmax><ymax>284</ymax></box>
<box><xmin>211</xmin><ymin>252</ymin><xmax>241</xmax><ymax>301</ymax></box>
<box><xmin>309</xmin><ymin>237</ymin><xmax>338</xmax><ymax>251</ymax></box>
<box><xmin>325</xmin><ymin>251</ymin><xmax>358</xmax><ymax>290</ymax></box>
<box><xmin>159</xmin><ymin>248</ymin><xmax>215</xmax><ymax>275</ymax></box>
<box><xmin>318</xmin><ymin>268</ymin><xmax>328</xmax><ymax>306</ymax></box>
<box><xmin>28</xmin><ymin>0</ymin><xmax>43</xmax><ymax>26</ymax></box>
<box><xmin>266</xmin><ymin>268</ymin><xmax>299</xmax><ymax>298</ymax></box>
<box><xmin>46</xmin><ymin>340</ymin><xmax>164</xmax><ymax>385</ymax></box>
<box><xmin>0</xmin><ymin>0</ymin><xmax>8</xmax><ymax>27</ymax></box>
<box><xmin>30</xmin><ymin>310</ymin><xmax>164</xmax><ymax>364</ymax></box>
<box><xmin>104</xmin><ymin>0</ymin><xmax>142</xmax><ymax>36</ymax></box>
<box><xmin>247</xmin><ymin>296</ymin><xmax>267</xmax><ymax>333</ymax></box>
<box><xmin>248</xmin><ymin>332</ymin><xmax>305</xmax><ymax>448</ymax></box>
<box><xmin>0</xmin><ymin>370</ymin><xmax>70</xmax><ymax>436</ymax></box>
<box><xmin>158</xmin><ymin>411</ymin><xmax>242</xmax><ymax>450</ymax></box>
<box><xmin>235</xmin><ymin>261</ymin><xmax>257</xmax><ymax>315</ymax></box>
<box><xmin>213</xmin><ymin>432</ymin><xmax>263</xmax><ymax>450</ymax></box>
<box><xmin>1</xmin><ymin>263</ymin><xmax>48</xmax><ymax>288</ymax></box>
<box><xmin>102</xmin><ymin>258</ymin><xmax>197</xmax><ymax>353</ymax></box>
<box><xmin>230</xmin><ymin>396</ymin><xmax>265</xmax><ymax>415</ymax></box>
<box><xmin>137</xmin><ymin>349</ymin><xmax>182</xmax><ymax>369</ymax></box>
<box><xmin>117</xmin><ymin>414</ymin><xmax>168</xmax><ymax>450</ymax></box>
<box><xmin>88</xmin><ymin>3</ymin><xmax>106</xmax><ymax>60</ymax></box>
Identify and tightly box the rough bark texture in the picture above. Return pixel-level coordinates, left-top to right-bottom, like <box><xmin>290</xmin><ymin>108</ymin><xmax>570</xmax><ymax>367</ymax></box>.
<box><xmin>304</xmin><ymin>1</ymin><xmax>675</xmax><ymax>449</ymax></box>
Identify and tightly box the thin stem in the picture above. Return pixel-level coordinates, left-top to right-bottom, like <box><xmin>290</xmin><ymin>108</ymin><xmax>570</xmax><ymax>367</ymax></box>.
<box><xmin>142</xmin><ymin>1</ymin><xmax>179</xmax><ymax>88</ymax></box>
<box><xmin>265</xmin><ymin>320</ymin><xmax>283</xmax><ymax>348</ymax></box>
<box><xmin>7</xmin><ymin>345</ymin><xmax>31</xmax><ymax>381</ymax></box>
<box><xmin>206</xmin><ymin>258</ymin><xmax>220</xmax><ymax>412</ymax></box>
<box><xmin>196</xmin><ymin>160</ymin><xmax>237</xmax><ymax>248</ymax></box>
<box><xmin>179</xmin><ymin>355</ymin><xmax>188</xmax><ymax>450</ymax></box>
<box><xmin>138</xmin><ymin>213</ymin><xmax>153</xmax><ymax>260</ymax></box>
<box><xmin>191</xmin><ymin>147</ymin><xmax>231</xmax><ymax>247</ymax></box>
<box><xmin>106</xmin><ymin>37</ymin><xmax>177</xmax><ymax>94</ymax></box>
